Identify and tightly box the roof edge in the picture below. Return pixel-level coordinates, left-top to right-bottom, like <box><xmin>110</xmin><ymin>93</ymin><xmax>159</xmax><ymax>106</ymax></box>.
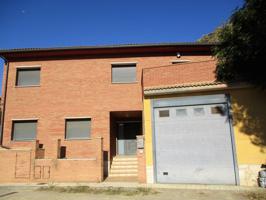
<box><xmin>0</xmin><ymin>42</ymin><xmax>218</xmax><ymax>54</ymax></box>
<box><xmin>144</xmin><ymin>82</ymin><xmax>250</xmax><ymax>96</ymax></box>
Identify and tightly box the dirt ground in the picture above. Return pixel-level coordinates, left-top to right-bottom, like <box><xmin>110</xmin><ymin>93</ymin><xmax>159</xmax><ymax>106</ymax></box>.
<box><xmin>0</xmin><ymin>186</ymin><xmax>265</xmax><ymax>200</ymax></box>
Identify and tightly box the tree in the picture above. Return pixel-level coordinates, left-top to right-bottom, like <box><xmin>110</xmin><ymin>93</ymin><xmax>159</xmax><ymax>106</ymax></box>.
<box><xmin>205</xmin><ymin>0</ymin><xmax>266</xmax><ymax>87</ymax></box>
<box><xmin>197</xmin><ymin>25</ymin><xmax>225</xmax><ymax>43</ymax></box>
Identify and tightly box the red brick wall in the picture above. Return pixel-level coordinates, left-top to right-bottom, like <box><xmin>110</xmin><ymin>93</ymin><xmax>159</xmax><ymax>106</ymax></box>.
<box><xmin>1</xmin><ymin>55</ymin><xmax>212</xmax><ymax>161</ymax></box>
<box><xmin>0</xmin><ymin>52</ymin><xmax>214</xmax><ymax>183</ymax></box>
<box><xmin>137</xmin><ymin>149</ymin><xmax>146</xmax><ymax>183</ymax></box>
<box><xmin>0</xmin><ymin>150</ymin><xmax>103</xmax><ymax>183</ymax></box>
<box><xmin>0</xmin><ymin>139</ymin><xmax>103</xmax><ymax>183</ymax></box>
<box><xmin>143</xmin><ymin>60</ymin><xmax>217</xmax><ymax>88</ymax></box>
<box><xmin>0</xmin><ymin>149</ymin><xmax>31</xmax><ymax>183</ymax></box>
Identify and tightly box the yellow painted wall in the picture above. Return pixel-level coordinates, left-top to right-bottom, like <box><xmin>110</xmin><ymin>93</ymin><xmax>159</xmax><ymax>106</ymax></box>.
<box><xmin>230</xmin><ymin>89</ymin><xmax>266</xmax><ymax>164</ymax></box>
<box><xmin>143</xmin><ymin>88</ymin><xmax>266</xmax><ymax>169</ymax></box>
<box><xmin>144</xmin><ymin>99</ymin><xmax>153</xmax><ymax>167</ymax></box>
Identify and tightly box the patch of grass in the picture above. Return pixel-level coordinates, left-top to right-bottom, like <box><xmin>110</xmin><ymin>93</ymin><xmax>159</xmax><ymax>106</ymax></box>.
<box><xmin>244</xmin><ymin>191</ymin><xmax>266</xmax><ymax>200</ymax></box>
<box><xmin>37</xmin><ymin>185</ymin><xmax>158</xmax><ymax>196</ymax></box>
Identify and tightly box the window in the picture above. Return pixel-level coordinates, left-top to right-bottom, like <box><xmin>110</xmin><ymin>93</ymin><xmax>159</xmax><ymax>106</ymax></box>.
<box><xmin>112</xmin><ymin>64</ymin><xmax>136</xmax><ymax>83</ymax></box>
<box><xmin>65</xmin><ymin>118</ymin><xmax>91</xmax><ymax>139</ymax></box>
<box><xmin>211</xmin><ymin>106</ymin><xmax>226</xmax><ymax>116</ymax></box>
<box><xmin>159</xmin><ymin>110</ymin><xmax>169</xmax><ymax>117</ymax></box>
<box><xmin>16</xmin><ymin>68</ymin><xmax>40</xmax><ymax>86</ymax></box>
<box><xmin>12</xmin><ymin>120</ymin><xmax>37</xmax><ymax>141</ymax></box>
<box><xmin>176</xmin><ymin>108</ymin><xmax>187</xmax><ymax>117</ymax></box>
<box><xmin>193</xmin><ymin>107</ymin><xmax>205</xmax><ymax>116</ymax></box>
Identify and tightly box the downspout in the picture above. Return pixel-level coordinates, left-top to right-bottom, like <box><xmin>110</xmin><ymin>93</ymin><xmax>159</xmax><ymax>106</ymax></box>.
<box><xmin>0</xmin><ymin>56</ymin><xmax>9</xmax><ymax>146</ymax></box>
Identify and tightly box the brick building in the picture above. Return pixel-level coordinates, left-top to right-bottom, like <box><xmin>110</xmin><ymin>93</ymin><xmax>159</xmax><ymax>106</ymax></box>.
<box><xmin>0</xmin><ymin>43</ymin><xmax>265</xmax><ymax>185</ymax></box>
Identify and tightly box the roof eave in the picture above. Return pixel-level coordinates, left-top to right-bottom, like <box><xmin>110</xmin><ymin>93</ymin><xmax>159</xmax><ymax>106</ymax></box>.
<box><xmin>0</xmin><ymin>42</ymin><xmax>218</xmax><ymax>61</ymax></box>
<box><xmin>0</xmin><ymin>42</ymin><xmax>218</xmax><ymax>54</ymax></box>
<box><xmin>144</xmin><ymin>82</ymin><xmax>250</xmax><ymax>96</ymax></box>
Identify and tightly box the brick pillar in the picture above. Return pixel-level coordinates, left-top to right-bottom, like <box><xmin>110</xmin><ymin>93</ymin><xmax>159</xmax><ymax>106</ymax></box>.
<box><xmin>50</xmin><ymin>139</ymin><xmax>61</xmax><ymax>159</ymax></box>
<box><xmin>137</xmin><ymin>135</ymin><xmax>146</xmax><ymax>183</ymax></box>
<box><xmin>95</xmin><ymin>137</ymin><xmax>103</xmax><ymax>182</ymax></box>
<box><xmin>30</xmin><ymin>140</ymin><xmax>39</xmax><ymax>180</ymax></box>
<box><xmin>31</xmin><ymin>140</ymin><xmax>39</xmax><ymax>159</ymax></box>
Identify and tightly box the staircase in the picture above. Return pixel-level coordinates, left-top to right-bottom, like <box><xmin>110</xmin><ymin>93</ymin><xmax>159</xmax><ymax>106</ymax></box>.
<box><xmin>107</xmin><ymin>155</ymin><xmax>138</xmax><ymax>182</ymax></box>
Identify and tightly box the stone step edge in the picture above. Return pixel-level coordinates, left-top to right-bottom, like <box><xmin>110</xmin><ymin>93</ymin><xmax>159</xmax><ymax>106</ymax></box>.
<box><xmin>109</xmin><ymin>174</ymin><xmax>138</xmax><ymax>177</ymax></box>
<box><xmin>110</xmin><ymin>169</ymin><xmax>138</xmax><ymax>173</ymax></box>
<box><xmin>111</xmin><ymin>165</ymin><xmax>138</xmax><ymax>169</ymax></box>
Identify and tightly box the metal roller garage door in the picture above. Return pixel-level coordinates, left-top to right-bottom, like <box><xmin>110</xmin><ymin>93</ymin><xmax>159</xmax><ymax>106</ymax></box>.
<box><xmin>153</xmin><ymin>95</ymin><xmax>238</xmax><ymax>184</ymax></box>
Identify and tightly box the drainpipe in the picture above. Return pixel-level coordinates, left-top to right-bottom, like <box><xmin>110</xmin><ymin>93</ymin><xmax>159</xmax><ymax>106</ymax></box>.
<box><xmin>0</xmin><ymin>56</ymin><xmax>9</xmax><ymax>146</ymax></box>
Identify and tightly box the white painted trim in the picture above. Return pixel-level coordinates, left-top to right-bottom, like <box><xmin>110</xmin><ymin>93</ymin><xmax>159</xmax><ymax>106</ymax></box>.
<box><xmin>15</xmin><ymin>85</ymin><xmax>40</xmax><ymax>88</ymax></box>
<box><xmin>58</xmin><ymin>158</ymin><xmax>96</xmax><ymax>161</ymax></box>
<box><xmin>12</xmin><ymin>118</ymin><xmax>39</xmax><ymax>121</ymax></box>
<box><xmin>64</xmin><ymin>138</ymin><xmax>92</xmax><ymax>141</ymax></box>
<box><xmin>171</xmin><ymin>60</ymin><xmax>191</xmax><ymax>63</ymax></box>
<box><xmin>65</xmin><ymin>116</ymin><xmax>91</xmax><ymax>119</ymax></box>
<box><xmin>0</xmin><ymin>148</ymin><xmax>32</xmax><ymax>151</ymax></box>
<box><xmin>112</xmin><ymin>81</ymin><xmax>138</xmax><ymax>84</ymax></box>
<box><xmin>16</xmin><ymin>65</ymin><xmax>41</xmax><ymax>69</ymax></box>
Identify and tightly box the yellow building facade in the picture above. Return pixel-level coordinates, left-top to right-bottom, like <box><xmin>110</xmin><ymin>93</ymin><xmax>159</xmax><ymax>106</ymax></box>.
<box><xmin>144</xmin><ymin>87</ymin><xmax>266</xmax><ymax>186</ymax></box>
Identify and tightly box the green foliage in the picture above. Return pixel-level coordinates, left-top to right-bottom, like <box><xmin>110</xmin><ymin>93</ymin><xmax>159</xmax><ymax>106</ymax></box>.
<box><xmin>198</xmin><ymin>25</ymin><xmax>225</xmax><ymax>43</ymax></box>
<box><xmin>213</xmin><ymin>0</ymin><xmax>266</xmax><ymax>87</ymax></box>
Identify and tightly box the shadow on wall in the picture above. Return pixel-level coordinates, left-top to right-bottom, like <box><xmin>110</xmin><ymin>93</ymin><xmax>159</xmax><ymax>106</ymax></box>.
<box><xmin>231</xmin><ymin>89</ymin><xmax>266</xmax><ymax>152</ymax></box>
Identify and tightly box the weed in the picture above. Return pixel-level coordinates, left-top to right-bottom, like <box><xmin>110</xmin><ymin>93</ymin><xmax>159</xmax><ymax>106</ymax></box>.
<box><xmin>37</xmin><ymin>185</ymin><xmax>159</xmax><ymax>196</ymax></box>
<box><xmin>244</xmin><ymin>191</ymin><xmax>266</xmax><ymax>200</ymax></box>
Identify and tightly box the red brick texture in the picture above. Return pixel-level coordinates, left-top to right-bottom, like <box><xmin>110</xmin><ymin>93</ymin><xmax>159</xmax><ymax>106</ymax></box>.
<box><xmin>1</xmin><ymin>53</ymin><xmax>213</xmax><ymax>183</ymax></box>
<box><xmin>137</xmin><ymin>149</ymin><xmax>146</xmax><ymax>183</ymax></box>
<box><xmin>2</xmin><ymin>55</ymin><xmax>212</xmax><ymax>152</ymax></box>
<box><xmin>0</xmin><ymin>138</ymin><xmax>103</xmax><ymax>183</ymax></box>
<box><xmin>136</xmin><ymin>135</ymin><xmax>146</xmax><ymax>183</ymax></box>
<box><xmin>143</xmin><ymin>60</ymin><xmax>217</xmax><ymax>89</ymax></box>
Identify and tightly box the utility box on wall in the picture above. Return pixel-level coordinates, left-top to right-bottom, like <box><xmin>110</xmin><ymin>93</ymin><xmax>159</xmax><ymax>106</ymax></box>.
<box><xmin>137</xmin><ymin>135</ymin><xmax>144</xmax><ymax>149</ymax></box>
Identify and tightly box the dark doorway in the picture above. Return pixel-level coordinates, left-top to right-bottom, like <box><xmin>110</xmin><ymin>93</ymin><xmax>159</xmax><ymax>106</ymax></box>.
<box><xmin>110</xmin><ymin>111</ymin><xmax>142</xmax><ymax>158</ymax></box>
<box><xmin>117</xmin><ymin>121</ymin><xmax>142</xmax><ymax>155</ymax></box>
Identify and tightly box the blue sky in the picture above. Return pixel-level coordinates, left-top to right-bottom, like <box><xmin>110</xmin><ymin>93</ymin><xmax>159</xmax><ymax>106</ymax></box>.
<box><xmin>0</xmin><ymin>0</ymin><xmax>243</xmax><ymax>94</ymax></box>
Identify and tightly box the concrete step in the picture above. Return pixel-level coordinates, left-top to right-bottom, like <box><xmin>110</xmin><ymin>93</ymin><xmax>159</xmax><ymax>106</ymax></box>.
<box><xmin>109</xmin><ymin>156</ymin><xmax>138</xmax><ymax>180</ymax></box>
<box><xmin>111</xmin><ymin>161</ymin><xmax>138</xmax><ymax>166</ymax></box>
<box><xmin>105</xmin><ymin>176</ymin><xmax>138</xmax><ymax>182</ymax></box>
<box><xmin>113</xmin><ymin>158</ymin><xmax>138</xmax><ymax>162</ymax></box>
<box><xmin>109</xmin><ymin>173</ymin><xmax>138</xmax><ymax>177</ymax></box>
<box><xmin>111</xmin><ymin>165</ymin><xmax>138</xmax><ymax>169</ymax></box>
<box><xmin>110</xmin><ymin>169</ymin><xmax>138</xmax><ymax>173</ymax></box>
<box><xmin>113</xmin><ymin>155</ymin><xmax>137</xmax><ymax>158</ymax></box>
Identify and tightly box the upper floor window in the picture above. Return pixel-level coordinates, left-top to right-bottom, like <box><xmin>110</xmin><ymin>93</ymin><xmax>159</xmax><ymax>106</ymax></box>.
<box><xmin>65</xmin><ymin>118</ymin><xmax>91</xmax><ymax>140</ymax></box>
<box><xmin>111</xmin><ymin>63</ymin><xmax>136</xmax><ymax>83</ymax></box>
<box><xmin>16</xmin><ymin>68</ymin><xmax>40</xmax><ymax>86</ymax></box>
<box><xmin>12</xmin><ymin>120</ymin><xmax>37</xmax><ymax>141</ymax></box>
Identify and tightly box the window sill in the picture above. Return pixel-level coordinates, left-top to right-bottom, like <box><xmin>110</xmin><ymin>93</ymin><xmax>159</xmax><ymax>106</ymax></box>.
<box><xmin>11</xmin><ymin>139</ymin><xmax>36</xmax><ymax>142</ymax></box>
<box><xmin>171</xmin><ymin>60</ymin><xmax>191</xmax><ymax>64</ymax></box>
<box><xmin>111</xmin><ymin>81</ymin><xmax>138</xmax><ymax>84</ymax></box>
<box><xmin>15</xmin><ymin>85</ymin><xmax>40</xmax><ymax>88</ymax></box>
<box><xmin>65</xmin><ymin>138</ymin><xmax>92</xmax><ymax>141</ymax></box>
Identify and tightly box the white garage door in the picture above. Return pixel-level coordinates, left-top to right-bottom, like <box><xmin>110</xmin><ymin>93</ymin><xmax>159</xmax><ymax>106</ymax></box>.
<box><xmin>154</xmin><ymin>100</ymin><xmax>237</xmax><ymax>184</ymax></box>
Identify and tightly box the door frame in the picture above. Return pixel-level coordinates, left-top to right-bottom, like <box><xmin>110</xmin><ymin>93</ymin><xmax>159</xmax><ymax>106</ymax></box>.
<box><xmin>116</xmin><ymin>121</ymin><xmax>142</xmax><ymax>156</ymax></box>
<box><xmin>150</xmin><ymin>94</ymin><xmax>240</xmax><ymax>185</ymax></box>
